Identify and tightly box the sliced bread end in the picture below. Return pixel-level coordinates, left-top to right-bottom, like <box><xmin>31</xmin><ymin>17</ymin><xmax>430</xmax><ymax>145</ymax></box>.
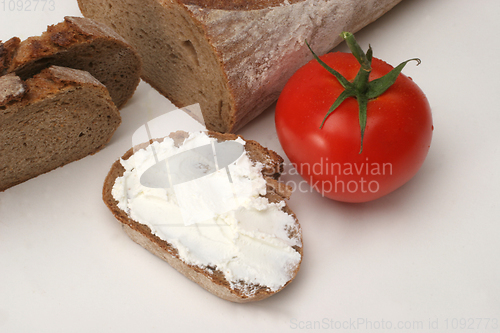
<box><xmin>1</xmin><ymin>16</ymin><xmax>142</xmax><ymax>109</ymax></box>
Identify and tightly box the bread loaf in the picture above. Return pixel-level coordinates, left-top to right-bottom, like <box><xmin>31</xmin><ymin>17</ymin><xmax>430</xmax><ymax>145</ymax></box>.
<box><xmin>0</xmin><ymin>66</ymin><xmax>121</xmax><ymax>191</ymax></box>
<box><xmin>77</xmin><ymin>0</ymin><xmax>402</xmax><ymax>132</ymax></box>
<box><xmin>0</xmin><ymin>16</ymin><xmax>141</xmax><ymax>109</ymax></box>
<box><xmin>103</xmin><ymin>131</ymin><xmax>302</xmax><ymax>302</ymax></box>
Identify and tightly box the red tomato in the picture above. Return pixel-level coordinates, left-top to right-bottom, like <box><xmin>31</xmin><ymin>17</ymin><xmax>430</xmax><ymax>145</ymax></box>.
<box><xmin>275</xmin><ymin>50</ymin><xmax>433</xmax><ymax>203</ymax></box>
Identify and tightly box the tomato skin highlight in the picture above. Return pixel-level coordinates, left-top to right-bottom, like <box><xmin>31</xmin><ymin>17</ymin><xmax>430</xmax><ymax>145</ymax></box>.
<box><xmin>275</xmin><ymin>52</ymin><xmax>433</xmax><ymax>203</ymax></box>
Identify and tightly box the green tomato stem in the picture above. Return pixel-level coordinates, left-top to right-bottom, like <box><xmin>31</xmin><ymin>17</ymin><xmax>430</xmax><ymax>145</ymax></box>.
<box><xmin>343</xmin><ymin>32</ymin><xmax>372</xmax><ymax>94</ymax></box>
<box><xmin>307</xmin><ymin>32</ymin><xmax>421</xmax><ymax>154</ymax></box>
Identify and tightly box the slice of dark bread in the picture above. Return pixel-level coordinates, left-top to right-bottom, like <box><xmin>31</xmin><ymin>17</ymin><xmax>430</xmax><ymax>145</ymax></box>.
<box><xmin>0</xmin><ymin>16</ymin><xmax>141</xmax><ymax>109</ymax></box>
<box><xmin>102</xmin><ymin>131</ymin><xmax>302</xmax><ymax>302</ymax></box>
<box><xmin>0</xmin><ymin>66</ymin><xmax>121</xmax><ymax>192</ymax></box>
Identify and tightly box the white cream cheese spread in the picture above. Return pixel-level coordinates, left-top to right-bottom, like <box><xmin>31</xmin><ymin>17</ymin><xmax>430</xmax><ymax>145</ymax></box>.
<box><xmin>112</xmin><ymin>131</ymin><xmax>301</xmax><ymax>292</ymax></box>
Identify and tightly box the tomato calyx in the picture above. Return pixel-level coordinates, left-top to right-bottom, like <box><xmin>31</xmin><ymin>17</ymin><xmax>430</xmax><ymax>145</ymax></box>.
<box><xmin>306</xmin><ymin>32</ymin><xmax>421</xmax><ymax>153</ymax></box>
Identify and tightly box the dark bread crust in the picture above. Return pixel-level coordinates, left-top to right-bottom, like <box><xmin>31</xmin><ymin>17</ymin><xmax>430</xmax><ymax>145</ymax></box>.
<box><xmin>0</xmin><ymin>37</ymin><xmax>20</xmax><ymax>75</ymax></box>
<box><xmin>0</xmin><ymin>16</ymin><xmax>141</xmax><ymax>109</ymax></box>
<box><xmin>102</xmin><ymin>131</ymin><xmax>302</xmax><ymax>302</ymax></box>
<box><xmin>0</xmin><ymin>73</ymin><xmax>26</xmax><ymax>106</ymax></box>
<box><xmin>180</xmin><ymin>0</ymin><xmax>303</xmax><ymax>10</ymax></box>
<box><xmin>0</xmin><ymin>66</ymin><xmax>121</xmax><ymax>191</ymax></box>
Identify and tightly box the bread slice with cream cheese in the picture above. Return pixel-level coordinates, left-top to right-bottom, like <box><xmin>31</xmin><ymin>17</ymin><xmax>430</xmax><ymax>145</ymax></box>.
<box><xmin>102</xmin><ymin>131</ymin><xmax>302</xmax><ymax>302</ymax></box>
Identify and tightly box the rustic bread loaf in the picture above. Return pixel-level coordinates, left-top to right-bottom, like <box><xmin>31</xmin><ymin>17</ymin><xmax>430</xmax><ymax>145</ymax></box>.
<box><xmin>0</xmin><ymin>16</ymin><xmax>141</xmax><ymax>109</ymax></box>
<box><xmin>77</xmin><ymin>0</ymin><xmax>402</xmax><ymax>131</ymax></box>
<box><xmin>103</xmin><ymin>131</ymin><xmax>302</xmax><ymax>302</ymax></box>
<box><xmin>0</xmin><ymin>66</ymin><xmax>121</xmax><ymax>192</ymax></box>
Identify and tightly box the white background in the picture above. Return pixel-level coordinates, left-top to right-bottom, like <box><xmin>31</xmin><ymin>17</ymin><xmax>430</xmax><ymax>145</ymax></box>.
<box><xmin>1</xmin><ymin>1</ymin><xmax>499</xmax><ymax>332</ymax></box>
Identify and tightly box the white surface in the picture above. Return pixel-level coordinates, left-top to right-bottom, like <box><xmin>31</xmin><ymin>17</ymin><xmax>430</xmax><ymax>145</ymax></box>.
<box><xmin>1</xmin><ymin>1</ymin><xmax>499</xmax><ymax>332</ymax></box>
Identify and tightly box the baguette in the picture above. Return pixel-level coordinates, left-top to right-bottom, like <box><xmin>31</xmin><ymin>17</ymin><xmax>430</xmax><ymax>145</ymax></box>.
<box><xmin>78</xmin><ymin>0</ymin><xmax>402</xmax><ymax>131</ymax></box>
<box><xmin>0</xmin><ymin>66</ymin><xmax>121</xmax><ymax>192</ymax></box>
<box><xmin>103</xmin><ymin>131</ymin><xmax>302</xmax><ymax>302</ymax></box>
<box><xmin>0</xmin><ymin>16</ymin><xmax>141</xmax><ymax>109</ymax></box>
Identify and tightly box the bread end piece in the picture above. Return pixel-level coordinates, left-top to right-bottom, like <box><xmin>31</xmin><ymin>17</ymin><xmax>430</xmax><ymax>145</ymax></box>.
<box><xmin>78</xmin><ymin>0</ymin><xmax>402</xmax><ymax>131</ymax></box>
